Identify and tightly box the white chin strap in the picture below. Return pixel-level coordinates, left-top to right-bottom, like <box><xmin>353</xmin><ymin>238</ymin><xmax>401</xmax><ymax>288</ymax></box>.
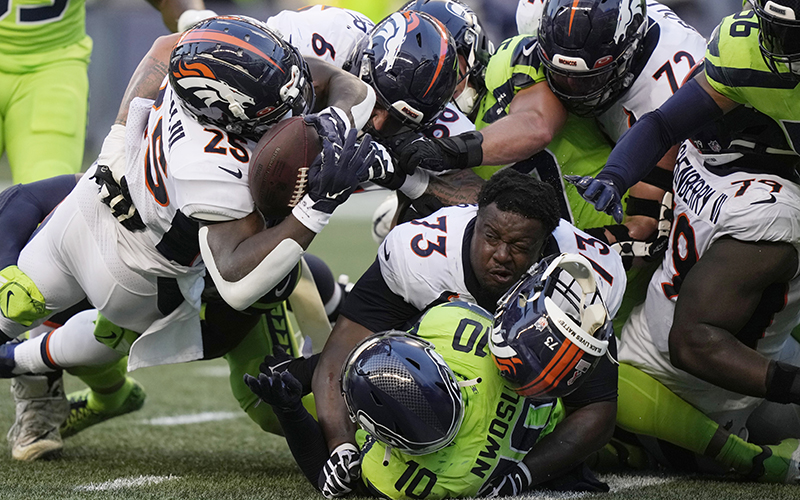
<box><xmin>455</xmin><ymin>83</ymin><xmax>479</xmax><ymax>115</ymax></box>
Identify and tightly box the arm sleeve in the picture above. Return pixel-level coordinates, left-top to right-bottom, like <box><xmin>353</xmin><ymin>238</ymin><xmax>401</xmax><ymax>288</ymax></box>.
<box><xmin>598</xmin><ymin>79</ymin><xmax>725</xmax><ymax>194</ymax></box>
<box><xmin>340</xmin><ymin>258</ymin><xmax>422</xmax><ymax>333</ymax></box>
<box><xmin>271</xmin><ymin>404</ymin><xmax>331</xmax><ymax>489</ymax></box>
<box><xmin>0</xmin><ymin>175</ymin><xmax>77</xmax><ymax>269</ymax></box>
<box><xmin>561</xmin><ymin>336</ymin><xmax>618</xmax><ymax>407</ymax></box>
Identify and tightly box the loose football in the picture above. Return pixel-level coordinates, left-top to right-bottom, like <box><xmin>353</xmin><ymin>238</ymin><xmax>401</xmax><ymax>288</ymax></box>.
<box><xmin>249</xmin><ymin>116</ymin><xmax>322</xmax><ymax>218</ymax></box>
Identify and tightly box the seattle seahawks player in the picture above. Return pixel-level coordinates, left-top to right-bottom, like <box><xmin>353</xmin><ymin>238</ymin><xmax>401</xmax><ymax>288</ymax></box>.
<box><xmin>309</xmin><ymin>169</ymin><xmax>626</xmax><ymax>497</ymax></box>
<box><xmin>570</xmin><ymin>0</ymin><xmax>800</xmax><ymax>482</ymax></box>
<box><xmin>247</xmin><ymin>275</ymin><xmax>615</xmax><ymax>499</ymax></box>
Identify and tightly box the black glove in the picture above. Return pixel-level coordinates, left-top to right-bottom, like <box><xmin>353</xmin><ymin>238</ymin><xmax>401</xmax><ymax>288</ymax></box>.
<box><xmin>477</xmin><ymin>462</ymin><xmax>532</xmax><ymax>498</ymax></box>
<box><xmin>92</xmin><ymin>165</ymin><xmax>146</xmax><ymax>231</ymax></box>
<box><xmin>293</xmin><ymin>130</ymin><xmax>376</xmax><ymax>233</ymax></box>
<box><xmin>318</xmin><ymin>443</ymin><xmax>362</xmax><ymax>498</ymax></box>
<box><xmin>367</xmin><ymin>141</ymin><xmax>405</xmax><ymax>190</ymax></box>
<box><xmin>565</xmin><ymin>174</ymin><xmax>624</xmax><ymax>223</ymax></box>
<box><xmin>394</xmin><ymin>131</ymin><xmax>483</xmax><ymax>173</ymax></box>
<box><xmin>258</xmin><ymin>346</ymin><xmax>318</xmax><ymax>395</ymax></box>
<box><xmin>243</xmin><ymin>370</ymin><xmax>303</xmax><ymax>412</ymax></box>
<box><xmin>304</xmin><ymin>106</ymin><xmax>349</xmax><ymax>147</ymax></box>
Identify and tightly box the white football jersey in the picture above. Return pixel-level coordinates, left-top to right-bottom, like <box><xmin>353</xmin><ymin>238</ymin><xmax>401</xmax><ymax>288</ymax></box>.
<box><xmin>379</xmin><ymin>205</ymin><xmax>626</xmax><ymax>316</ymax></box>
<box><xmin>424</xmin><ymin>104</ymin><xmax>477</xmax><ymax>139</ymax></box>
<box><xmin>597</xmin><ymin>1</ymin><xmax>706</xmax><ymax>142</ymax></box>
<box><xmin>266</xmin><ymin>6</ymin><xmax>374</xmax><ymax>69</ymax></box>
<box><xmin>125</xmin><ymin>84</ymin><xmax>256</xmax><ymax>255</ymax></box>
<box><xmin>625</xmin><ymin>142</ymin><xmax>800</xmax><ymax>360</ymax></box>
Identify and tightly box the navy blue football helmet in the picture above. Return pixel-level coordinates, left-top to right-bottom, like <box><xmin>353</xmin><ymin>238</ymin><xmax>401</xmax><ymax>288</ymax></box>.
<box><xmin>537</xmin><ymin>0</ymin><xmax>648</xmax><ymax>116</ymax></box>
<box><xmin>341</xmin><ymin>331</ymin><xmax>464</xmax><ymax>455</ymax></box>
<box><xmin>401</xmin><ymin>0</ymin><xmax>494</xmax><ymax>116</ymax></box>
<box><xmin>490</xmin><ymin>253</ymin><xmax>613</xmax><ymax>400</ymax></box>
<box><xmin>169</xmin><ymin>16</ymin><xmax>314</xmax><ymax>140</ymax></box>
<box><xmin>345</xmin><ymin>11</ymin><xmax>459</xmax><ymax>133</ymax></box>
<box><xmin>750</xmin><ymin>0</ymin><xmax>800</xmax><ymax>79</ymax></box>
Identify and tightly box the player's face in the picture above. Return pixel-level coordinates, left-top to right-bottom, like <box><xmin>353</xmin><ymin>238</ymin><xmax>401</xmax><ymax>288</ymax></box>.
<box><xmin>470</xmin><ymin>203</ymin><xmax>547</xmax><ymax>303</ymax></box>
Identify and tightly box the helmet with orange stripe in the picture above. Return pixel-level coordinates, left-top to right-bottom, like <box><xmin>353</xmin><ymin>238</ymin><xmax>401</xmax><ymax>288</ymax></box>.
<box><xmin>489</xmin><ymin>253</ymin><xmax>613</xmax><ymax>400</ymax></box>
<box><xmin>344</xmin><ymin>11</ymin><xmax>458</xmax><ymax>135</ymax></box>
<box><xmin>537</xmin><ymin>0</ymin><xmax>648</xmax><ymax>116</ymax></box>
<box><xmin>169</xmin><ymin>15</ymin><xmax>314</xmax><ymax>141</ymax></box>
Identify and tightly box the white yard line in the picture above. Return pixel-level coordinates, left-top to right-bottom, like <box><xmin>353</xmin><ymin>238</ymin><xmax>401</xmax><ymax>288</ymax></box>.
<box><xmin>517</xmin><ymin>473</ymin><xmax>677</xmax><ymax>499</ymax></box>
<box><xmin>142</xmin><ymin>411</ymin><xmax>242</xmax><ymax>426</ymax></box>
<box><xmin>74</xmin><ymin>475</ymin><xmax>179</xmax><ymax>491</ymax></box>
<box><xmin>191</xmin><ymin>365</ymin><xmax>231</xmax><ymax>377</ymax></box>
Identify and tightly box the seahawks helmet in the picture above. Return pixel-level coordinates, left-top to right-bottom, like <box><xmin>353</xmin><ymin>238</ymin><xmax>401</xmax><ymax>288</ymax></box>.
<box><xmin>490</xmin><ymin>253</ymin><xmax>613</xmax><ymax>400</ymax></box>
<box><xmin>750</xmin><ymin>0</ymin><xmax>800</xmax><ymax>79</ymax></box>
<box><xmin>401</xmin><ymin>0</ymin><xmax>494</xmax><ymax>116</ymax></box>
<box><xmin>537</xmin><ymin>0</ymin><xmax>648</xmax><ymax>116</ymax></box>
<box><xmin>341</xmin><ymin>331</ymin><xmax>464</xmax><ymax>455</ymax></box>
<box><xmin>169</xmin><ymin>16</ymin><xmax>314</xmax><ymax>140</ymax></box>
<box><xmin>345</xmin><ymin>11</ymin><xmax>459</xmax><ymax>133</ymax></box>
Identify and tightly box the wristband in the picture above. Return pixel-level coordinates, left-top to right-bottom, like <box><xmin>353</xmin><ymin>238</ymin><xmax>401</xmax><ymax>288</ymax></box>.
<box><xmin>292</xmin><ymin>194</ymin><xmax>332</xmax><ymax>233</ymax></box>
<box><xmin>765</xmin><ymin>359</ymin><xmax>800</xmax><ymax>404</ymax></box>
<box><xmin>399</xmin><ymin>169</ymin><xmax>430</xmax><ymax>200</ymax></box>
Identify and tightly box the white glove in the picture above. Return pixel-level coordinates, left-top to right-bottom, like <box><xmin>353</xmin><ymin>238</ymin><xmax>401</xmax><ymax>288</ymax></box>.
<box><xmin>97</xmin><ymin>124</ymin><xmax>127</xmax><ymax>183</ymax></box>
<box><xmin>177</xmin><ymin>9</ymin><xmax>218</xmax><ymax>32</ymax></box>
<box><xmin>318</xmin><ymin>443</ymin><xmax>362</xmax><ymax>498</ymax></box>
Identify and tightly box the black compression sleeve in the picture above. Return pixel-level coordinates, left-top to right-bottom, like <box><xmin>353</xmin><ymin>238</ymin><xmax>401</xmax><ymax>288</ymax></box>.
<box><xmin>0</xmin><ymin>175</ymin><xmax>77</xmax><ymax>269</ymax></box>
<box><xmin>562</xmin><ymin>336</ymin><xmax>619</xmax><ymax>407</ymax></box>
<box><xmin>598</xmin><ymin>79</ymin><xmax>724</xmax><ymax>194</ymax></box>
<box><xmin>272</xmin><ymin>404</ymin><xmax>330</xmax><ymax>488</ymax></box>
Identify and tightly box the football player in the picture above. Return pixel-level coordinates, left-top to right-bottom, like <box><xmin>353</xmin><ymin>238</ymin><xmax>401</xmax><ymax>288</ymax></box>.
<box><xmin>570</xmin><ymin>0</ymin><xmax>800</xmax><ymax>482</ymax></box>
<box><xmin>309</xmin><ymin>168</ymin><xmax>626</xmax><ymax>497</ymax></box>
<box><xmin>247</xmin><ymin>252</ymin><xmax>617</xmax><ymax>498</ymax></box>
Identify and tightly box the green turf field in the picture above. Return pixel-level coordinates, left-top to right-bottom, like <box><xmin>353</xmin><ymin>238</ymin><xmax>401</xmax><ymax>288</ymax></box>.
<box><xmin>0</xmin><ymin>215</ymin><xmax>798</xmax><ymax>499</ymax></box>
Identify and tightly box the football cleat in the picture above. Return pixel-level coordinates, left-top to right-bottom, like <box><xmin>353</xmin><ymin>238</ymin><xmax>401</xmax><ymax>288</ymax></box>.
<box><xmin>749</xmin><ymin>438</ymin><xmax>800</xmax><ymax>484</ymax></box>
<box><xmin>7</xmin><ymin>372</ymin><xmax>69</xmax><ymax>461</ymax></box>
<box><xmin>60</xmin><ymin>378</ymin><xmax>146</xmax><ymax>438</ymax></box>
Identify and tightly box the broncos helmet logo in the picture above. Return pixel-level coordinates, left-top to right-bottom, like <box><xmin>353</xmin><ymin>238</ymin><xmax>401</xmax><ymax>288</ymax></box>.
<box><xmin>372</xmin><ymin>12</ymin><xmax>407</xmax><ymax>72</ymax></box>
<box><xmin>174</xmin><ymin>76</ymin><xmax>256</xmax><ymax>119</ymax></box>
<box><xmin>614</xmin><ymin>0</ymin><xmax>645</xmax><ymax>45</ymax></box>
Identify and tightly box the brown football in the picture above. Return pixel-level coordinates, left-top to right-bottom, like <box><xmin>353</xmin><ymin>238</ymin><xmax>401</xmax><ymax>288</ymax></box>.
<box><xmin>248</xmin><ymin>116</ymin><xmax>322</xmax><ymax>219</ymax></box>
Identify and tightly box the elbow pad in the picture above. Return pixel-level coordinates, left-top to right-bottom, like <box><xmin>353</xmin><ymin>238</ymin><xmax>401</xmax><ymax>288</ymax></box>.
<box><xmin>199</xmin><ymin>226</ymin><xmax>305</xmax><ymax>311</ymax></box>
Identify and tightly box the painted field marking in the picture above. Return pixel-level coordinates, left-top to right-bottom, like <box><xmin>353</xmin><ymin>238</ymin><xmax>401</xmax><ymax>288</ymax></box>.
<box><xmin>142</xmin><ymin>411</ymin><xmax>242</xmax><ymax>426</ymax></box>
<box><xmin>75</xmin><ymin>475</ymin><xmax>178</xmax><ymax>491</ymax></box>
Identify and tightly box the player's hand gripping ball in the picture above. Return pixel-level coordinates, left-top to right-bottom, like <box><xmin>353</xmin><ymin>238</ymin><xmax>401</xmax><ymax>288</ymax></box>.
<box><xmin>249</xmin><ymin>116</ymin><xmax>322</xmax><ymax>218</ymax></box>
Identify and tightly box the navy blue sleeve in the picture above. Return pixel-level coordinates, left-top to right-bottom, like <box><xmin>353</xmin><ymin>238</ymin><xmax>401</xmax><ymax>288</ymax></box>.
<box><xmin>561</xmin><ymin>336</ymin><xmax>618</xmax><ymax>407</ymax></box>
<box><xmin>598</xmin><ymin>78</ymin><xmax>725</xmax><ymax>194</ymax></box>
<box><xmin>0</xmin><ymin>175</ymin><xmax>77</xmax><ymax>269</ymax></box>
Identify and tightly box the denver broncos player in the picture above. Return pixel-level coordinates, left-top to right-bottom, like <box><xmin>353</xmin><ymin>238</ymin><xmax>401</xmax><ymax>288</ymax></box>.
<box><xmin>571</xmin><ymin>0</ymin><xmax>800</xmax><ymax>482</ymax></box>
<box><xmin>309</xmin><ymin>168</ymin><xmax>625</xmax><ymax>497</ymax></box>
<box><xmin>0</xmin><ymin>16</ymin><xmax>380</xmax><ymax>389</ymax></box>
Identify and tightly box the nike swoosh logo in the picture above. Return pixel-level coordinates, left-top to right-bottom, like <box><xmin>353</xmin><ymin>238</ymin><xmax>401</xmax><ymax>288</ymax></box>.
<box><xmin>274</xmin><ymin>274</ymin><xmax>292</xmax><ymax>297</ymax></box>
<box><xmin>752</xmin><ymin>194</ymin><xmax>777</xmax><ymax>205</ymax></box>
<box><xmin>325</xmin><ymin>188</ymin><xmax>349</xmax><ymax>199</ymax></box>
<box><xmin>522</xmin><ymin>41</ymin><xmax>536</xmax><ymax>57</ymax></box>
<box><xmin>218</xmin><ymin>166</ymin><xmax>243</xmax><ymax>179</ymax></box>
<box><xmin>383</xmin><ymin>245</ymin><xmax>391</xmax><ymax>261</ymax></box>
<box><xmin>5</xmin><ymin>290</ymin><xmax>14</xmax><ymax>313</ymax></box>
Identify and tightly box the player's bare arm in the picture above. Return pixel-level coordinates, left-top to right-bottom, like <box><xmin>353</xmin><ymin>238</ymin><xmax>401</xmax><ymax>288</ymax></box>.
<box><xmin>307</xmin><ymin>58</ymin><xmax>374</xmax><ymax>129</ymax></box>
<box><xmin>669</xmin><ymin>237</ymin><xmax>799</xmax><ymax>396</ymax></box>
<box><xmin>312</xmin><ymin>316</ymin><xmax>372</xmax><ymax>450</ymax></box>
<box><xmin>115</xmin><ymin>34</ymin><xmax>179</xmax><ymax>126</ymax></box>
<box><xmin>424</xmin><ymin>169</ymin><xmax>485</xmax><ymax>206</ymax></box>
<box><xmin>478</xmin><ymin>81</ymin><xmax>568</xmax><ymax>166</ymax></box>
<box><xmin>524</xmin><ymin>400</ymin><xmax>616</xmax><ymax>485</ymax></box>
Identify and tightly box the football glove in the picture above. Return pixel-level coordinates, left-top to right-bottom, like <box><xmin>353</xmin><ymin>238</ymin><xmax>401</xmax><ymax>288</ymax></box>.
<box><xmin>292</xmin><ymin>130</ymin><xmax>375</xmax><ymax>233</ymax></box>
<box><xmin>318</xmin><ymin>443</ymin><xmax>362</xmax><ymax>499</ymax></box>
<box><xmin>243</xmin><ymin>370</ymin><xmax>303</xmax><ymax>412</ymax></box>
<box><xmin>258</xmin><ymin>346</ymin><xmax>317</xmax><ymax>395</ymax></box>
<box><xmin>392</xmin><ymin>131</ymin><xmax>483</xmax><ymax>173</ymax></box>
<box><xmin>477</xmin><ymin>462</ymin><xmax>532</xmax><ymax>498</ymax></box>
<box><xmin>91</xmin><ymin>165</ymin><xmax>146</xmax><ymax>231</ymax></box>
<box><xmin>304</xmin><ymin>107</ymin><xmax>350</xmax><ymax>148</ymax></box>
<box><xmin>565</xmin><ymin>174</ymin><xmax>624</xmax><ymax>224</ymax></box>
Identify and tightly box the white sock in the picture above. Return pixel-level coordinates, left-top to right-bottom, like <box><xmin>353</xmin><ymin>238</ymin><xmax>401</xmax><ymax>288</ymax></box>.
<box><xmin>14</xmin><ymin>309</ymin><xmax>121</xmax><ymax>373</ymax></box>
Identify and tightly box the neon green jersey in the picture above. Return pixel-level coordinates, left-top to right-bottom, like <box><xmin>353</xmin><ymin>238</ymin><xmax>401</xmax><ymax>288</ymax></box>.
<box><xmin>471</xmin><ymin>35</ymin><xmax>615</xmax><ymax>230</ymax></box>
<box><xmin>0</xmin><ymin>0</ymin><xmax>86</xmax><ymax>57</ymax></box>
<box><xmin>705</xmin><ymin>10</ymin><xmax>800</xmax><ymax>155</ymax></box>
<box><xmin>357</xmin><ymin>302</ymin><xmax>564</xmax><ymax>499</ymax></box>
